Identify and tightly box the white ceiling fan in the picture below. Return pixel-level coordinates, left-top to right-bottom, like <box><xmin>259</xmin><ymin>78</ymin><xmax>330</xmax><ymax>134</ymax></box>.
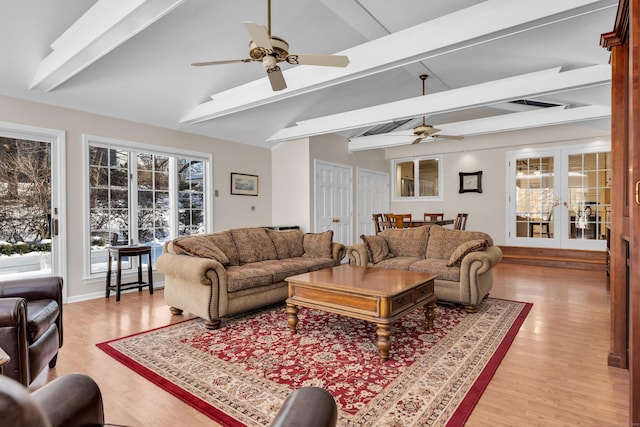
<box><xmin>408</xmin><ymin>75</ymin><xmax>463</xmax><ymax>144</ymax></box>
<box><xmin>191</xmin><ymin>0</ymin><xmax>350</xmax><ymax>91</ymax></box>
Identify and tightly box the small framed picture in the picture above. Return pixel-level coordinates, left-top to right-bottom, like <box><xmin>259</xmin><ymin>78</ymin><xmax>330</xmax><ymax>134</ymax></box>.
<box><xmin>231</xmin><ymin>173</ymin><xmax>258</xmax><ymax>196</ymax></box>
<box><xmin>459</xmin><ymin>171</ymin><xmax>482</xmax><ymax>193</ymax></box>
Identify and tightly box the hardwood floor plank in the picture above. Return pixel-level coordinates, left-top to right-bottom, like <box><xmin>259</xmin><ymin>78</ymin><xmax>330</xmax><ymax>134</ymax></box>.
<box><xmin>30</xmin><ymin>263</ymin><xmax>628</xmax><ymax>426</ymax></box>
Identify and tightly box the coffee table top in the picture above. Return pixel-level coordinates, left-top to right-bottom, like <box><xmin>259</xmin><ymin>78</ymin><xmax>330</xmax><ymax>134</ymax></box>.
<box><xmin>286</xmin><ymin>264</ymin><xmax>436</xmax><ymax>296</ymax></box>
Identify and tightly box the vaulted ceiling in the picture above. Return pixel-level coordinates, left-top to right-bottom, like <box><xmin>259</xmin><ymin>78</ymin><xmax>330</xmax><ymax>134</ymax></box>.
<box><xmin>0</xmin><ymin>0</ymin><xmax>616</xmax><ymax>150</ymax></box>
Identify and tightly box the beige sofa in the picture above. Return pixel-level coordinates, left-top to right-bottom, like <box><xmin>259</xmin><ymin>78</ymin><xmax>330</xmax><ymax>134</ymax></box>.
<box><xmin>156</xmin><ymin>227</ymin><xmax>346</xmax><ymax>329</ymax></box>
<box><xmin>347</xmin><ymin>225</ymin><xmax>502</xmax><ymax>312</ymax></box>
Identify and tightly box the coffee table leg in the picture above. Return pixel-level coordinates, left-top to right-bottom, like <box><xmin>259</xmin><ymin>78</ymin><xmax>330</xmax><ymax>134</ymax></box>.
<box><xmin>376</xmin><ymin>323</ymin><xmax>391</xmax><ymax>361</ymax></box>
<box><xmin>286</xmin><ymin>303</ymin><xmax>299</xmax><ymax>334</ymax></box>
<box><xmin>425</xmin><ymin>300</ymin><xmax>436</xmax><ymax>328</ymax></box>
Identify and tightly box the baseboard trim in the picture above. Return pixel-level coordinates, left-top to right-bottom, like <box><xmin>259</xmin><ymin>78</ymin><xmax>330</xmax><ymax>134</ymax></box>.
<box><xmin>499</xmin><ymin>246</ymin><xmax>607</xmax><ymax>271</ymax></box>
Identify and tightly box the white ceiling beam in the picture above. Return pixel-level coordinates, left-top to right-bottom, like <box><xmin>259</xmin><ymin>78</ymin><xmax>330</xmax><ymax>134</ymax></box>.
<box><xmin>30</xmin><ymin>0</ymin><xmax>186</xmax><ymax>92</ymax></box>
<box><xmin>347</xmin><ymin>105</ymin><xmax>611</xmax><ymax>151</ymax></box>
<box><xmin>268</xmin><ymin>65</ymin><xmax>611</xmax><ymax>143</ymax></box>
<box><xmin>181</xmin><ymin>0</ymin><xmax>613</xmax><ymax>125</ymax></box>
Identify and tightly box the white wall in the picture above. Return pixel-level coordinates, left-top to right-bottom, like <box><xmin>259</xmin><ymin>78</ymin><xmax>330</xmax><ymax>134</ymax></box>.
<box><xmin>0</xmin><ymin>95</ymin><xmax>273</xmax><ymax>299</ymax></box>
<box><xmin>385</xmin><ymin>122</ymin><xmax>611</xmax><ymax>244</ymax></box>
<box><xmin>272</xmin><ymin>138</ymin><xmax>311</xmax><ymax>231</ymax></box>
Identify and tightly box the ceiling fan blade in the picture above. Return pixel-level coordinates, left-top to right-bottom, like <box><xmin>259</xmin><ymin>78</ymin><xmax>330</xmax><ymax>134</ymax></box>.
<box><xmin>433</xmin><ymin>134</ymin><xmax>464</xmax><ymax>140</ymax></box>
<box><xmin>191</xmin><ymin>58</ymin><xmax>252</xmax><ymax>66</ymax></box>
<box><xmin>267</xmin><ymin>66</ymin><xmax>287</xmax><ymax>91</ymax></box>
<box><xmin>243</xmin><ymin>21</ymin><xmax>272</xmax><ymax>50</ymax></box>
<box><xmin>410</xmin><ymin>136</ymin><xmax>424</xmax><ymax>145</ymax></box>
<box><xmin>286</xmin><ymin>54</ymin><xmax>349</xmax><ymax>67</ymax></box>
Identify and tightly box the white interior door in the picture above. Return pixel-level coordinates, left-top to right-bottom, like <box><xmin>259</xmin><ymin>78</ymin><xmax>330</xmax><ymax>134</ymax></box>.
<box><xmin>315</xmin><ymin>160</ymin><xmax>352</xmax><ymax>246</ymax></box>
<box><xmin>356</xmin><ymin>168</ymin><xmax>389</xmax><ymax>238</ymax></box>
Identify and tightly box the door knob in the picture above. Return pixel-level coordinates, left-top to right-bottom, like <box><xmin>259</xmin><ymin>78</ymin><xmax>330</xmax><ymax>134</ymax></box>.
<box><xmin>332</xmin><ymin>218</ymin><xmax>340</xmax><ymax>223</ymax></box>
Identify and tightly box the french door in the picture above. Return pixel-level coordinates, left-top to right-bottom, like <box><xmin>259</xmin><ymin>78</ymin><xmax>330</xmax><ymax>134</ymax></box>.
<box><xmin>508</xmin><ymin>143</ymin><xmax>611</xmax><ymax>250</ymax></box>
<box><xmin>0</xmin><ymin>123</ymin><xmax>65</xmax><ymax>280</ymax></box>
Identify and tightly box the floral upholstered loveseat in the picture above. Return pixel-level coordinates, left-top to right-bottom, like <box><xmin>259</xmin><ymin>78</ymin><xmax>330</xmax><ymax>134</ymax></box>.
<box><xmin>347</xmin><ymin>225</ymin><xmax>502</xmax><ymax>312</ymax></box>
<box><xmin>156</xmin><ymin>227</ymin><xmax>346</xmax><ymax>329</ymax></box>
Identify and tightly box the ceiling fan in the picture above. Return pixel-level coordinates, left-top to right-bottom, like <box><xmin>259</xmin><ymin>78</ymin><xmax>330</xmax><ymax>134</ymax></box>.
<box><xmin>191</xmin><ymin>0</ymin><xmax>349</xmax><ymax>91</ymax></box>
<box><xmin>409</xmin><ymin>75</ymin><xmax>463</xmax><ymax>144</ymax></box>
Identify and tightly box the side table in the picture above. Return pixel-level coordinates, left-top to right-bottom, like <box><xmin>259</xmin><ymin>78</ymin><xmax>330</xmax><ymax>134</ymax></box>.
<box><xmin>106</xmin><ymin>245</ymin><xmax>154</xmax><ymax>301</ymax></box>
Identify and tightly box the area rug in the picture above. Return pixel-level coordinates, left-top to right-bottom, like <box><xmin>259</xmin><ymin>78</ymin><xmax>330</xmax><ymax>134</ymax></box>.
<box><xmin>97</xmin><ymin>298</ymin><xmax>531</xmax><ymax>426</ymax></box>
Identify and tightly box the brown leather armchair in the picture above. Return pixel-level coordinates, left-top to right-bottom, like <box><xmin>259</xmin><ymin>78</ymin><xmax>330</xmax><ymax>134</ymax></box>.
<box><xmin>0</xmin><ymin>276</ymin><xmax>63</xmax><ymax>385</ymax></box>
<box><xmin>271</xmin><ymin>386</ymin><xmax>337</xmax><ymax>427</ymax></box>
<box><xmin>0</xmin><ymin>373</ymin><xmax>107</xmax><ymax>427</ymax></box>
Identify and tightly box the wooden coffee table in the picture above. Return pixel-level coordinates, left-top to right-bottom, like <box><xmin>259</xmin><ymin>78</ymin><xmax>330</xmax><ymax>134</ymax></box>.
<box><xmin>285</xmin><ymin>264</ymin><xmax>436</xmax><ymax>361</ymax></box>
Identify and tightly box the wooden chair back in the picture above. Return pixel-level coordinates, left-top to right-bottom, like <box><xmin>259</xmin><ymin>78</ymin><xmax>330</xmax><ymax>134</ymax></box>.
<box><xmin>454</xmin><ymin>213</ymin><xmax>468</xmax><ymax>230</ymax></box>
<box><xmin>423</xmin><ymin>213</ymin><xmax>444</xmax><ymax>222</ymax></box>
<box><xmin>387</xmin><ymin>213</ymin><xmax>412</xmax><ymax>229</ymax></box>
<box><xmin>372</xmin><ymin>214</ymin><xmax>391</xmax><ymax>235</ymax></box>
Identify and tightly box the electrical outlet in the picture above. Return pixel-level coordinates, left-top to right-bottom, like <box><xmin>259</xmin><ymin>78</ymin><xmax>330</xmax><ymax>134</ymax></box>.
<box><xmin>251</xmin><ymin>205</ymin><xmax>256</xmax><ymax>212</ymax></box>
<box><xmin>214</xmin><ymin>189</ymin><xmax>219</xmax><ymax>197</ymax></box>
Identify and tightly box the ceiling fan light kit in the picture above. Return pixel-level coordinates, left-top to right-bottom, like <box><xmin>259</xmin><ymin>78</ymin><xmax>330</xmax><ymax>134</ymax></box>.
<box><xmin>191</xmin><ymin>0</ymin><xmax>349</xmax><ymax>92</ymax></box>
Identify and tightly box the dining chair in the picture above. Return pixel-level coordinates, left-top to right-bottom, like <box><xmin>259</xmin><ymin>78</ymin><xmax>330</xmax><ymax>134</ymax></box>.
<box><xmin>423</xmin><ymin>213</ymin><xmax>444</xmax><ymax>222</ymax></box>
<box><xmin>372</xmin><ymin>214</ymin><xmax>391</xmax><ymax>235</ymax></box>
<box><xmin>453</xmin><ymin>213</ymin><xmax>468</xmax><ymax>230</ymax></box>
<box><xmin>387</xmin><ymin>213</ymin><xmax>412</xmax><ymax>228</ymax></box>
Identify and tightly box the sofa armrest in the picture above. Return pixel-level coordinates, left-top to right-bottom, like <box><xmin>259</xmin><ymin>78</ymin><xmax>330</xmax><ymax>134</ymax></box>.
<box><xmin>156</xmin><ymin>252</ymin><xmax>227</xmax><ymax>287</ymax></box>
<box><xmin>33</xmin><ymin>373</ymin><xmax>106</xmax><ymax>427</ymax></box>
<box><xmin>271</xmin><ymin>387</ymin><xmax>337</xmax><ymax>427</ymax></box>
<box><xmin>346</xmin><ymin>244</ymin><xmax>369</xmax><ymax>266</ymax></box>
<box><xmin>331</xmin><ymin>242</ymin><xmax>346</xmax><ymax>264</ymax></box>
<box><xmin>460</xmin><ymin>245</ymin><xmax>503</xmax><ymax>274</ymax></box>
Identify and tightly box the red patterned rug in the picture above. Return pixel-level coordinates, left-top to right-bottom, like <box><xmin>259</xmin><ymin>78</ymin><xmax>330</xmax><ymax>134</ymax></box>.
<box><xmin>97</xmin><ymin>298</ymin><xmax>531</xmax><ymax>426</ymax></box>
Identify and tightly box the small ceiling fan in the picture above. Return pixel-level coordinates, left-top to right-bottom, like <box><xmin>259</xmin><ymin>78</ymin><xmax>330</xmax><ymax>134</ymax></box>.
<box><xmin>409</xmin><ymin>75</ymin><xmax>463</xmax><ymax>144</ymax></box>
<box><xmin>191</xmin><ymin>0</ymin><xmax>349</xmax><ymax>91</ymax></box>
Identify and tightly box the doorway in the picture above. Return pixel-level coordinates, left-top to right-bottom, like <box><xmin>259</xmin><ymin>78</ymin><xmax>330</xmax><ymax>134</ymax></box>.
<box><xmin>356</xmin><ymin>168</ymin><xmax>389</xmax><ymax>238</ymax></box>
<box><xmin>0</xmin><ymin>123</ymin><xmax>65</xmax><ymax>281</ymax></box>
<box><xmin>507</xmin><ymin>142</ymin><xmax>611</xmax><ymax>250</ymax></box>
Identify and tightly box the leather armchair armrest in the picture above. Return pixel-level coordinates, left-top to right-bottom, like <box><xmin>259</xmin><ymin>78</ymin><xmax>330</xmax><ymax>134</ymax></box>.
<box><xmin>32</xmin><ymin>373</ymin><xmax>106</xmax><ymax>427</ymax></box>
<box><xmin>270</xmin><ymin>387</ymin><xmax>337</xmax><ymax>427</ymax></box>
<box><xmin>0</xmin><ymin>298</ymin><xmax>27</xmax><ymax>327</ymax></box>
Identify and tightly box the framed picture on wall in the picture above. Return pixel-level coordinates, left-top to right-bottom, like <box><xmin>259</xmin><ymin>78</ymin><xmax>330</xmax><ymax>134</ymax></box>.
<box><xmin>459</xmin><ymin>171</ymin><xmax>482</xmax><ymax>193</ymax></box>
<box><xmin>231</xmin><ymin>173</ymin><xmax>259</xmax><ymax>196</ymax></box>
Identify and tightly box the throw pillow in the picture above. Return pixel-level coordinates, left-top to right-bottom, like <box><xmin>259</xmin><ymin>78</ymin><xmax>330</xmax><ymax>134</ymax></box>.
<box><xmin>446</xmin><ymin>239</ymin><xmax>488</xmax><ymax>267</ymax></box>
<box><xmin>230</xmin><ymin>228</ymin><xmax>278</xmax><ymax>264</ymax></box>
<box><xmin>360</xmin><ymin>234</ymin><xmax>393</xmax><ymax>264</ymax></box>
<box><xmin>172</xmin><ymin>235</ymin><xmax>231</xmax><ymax>265</ymax></box>
<box><xmin>267</xmin><ymin>229</ymin><xmax>305</xmax><ymax>259</ymax></box>
<box><xmin>303</xmin><ymin>230</ymin><xmax>333</xmax><ymax>258</ymax></box>
<box><xmin>426</xmin><ymin>225</ymin><xmax>494</xmax><ymax>260</ymax></box>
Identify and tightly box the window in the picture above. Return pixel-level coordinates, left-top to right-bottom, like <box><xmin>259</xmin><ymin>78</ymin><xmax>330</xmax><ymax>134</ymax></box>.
<box><xmin>392</xmin><ymin>155</ymin><xmax>443</xmax><ymax>201</ymax></box>
<box><xmin>86</xmin><ymin>136</ymin><xmax>211</xmax><ymax>276</ymax></box>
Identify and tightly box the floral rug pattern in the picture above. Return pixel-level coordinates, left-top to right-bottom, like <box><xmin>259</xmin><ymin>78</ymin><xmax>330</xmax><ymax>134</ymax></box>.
<box><xmin>98</xmin><ymin>298</ymin><xmax>531</xmax><ymax>427</ymax></box>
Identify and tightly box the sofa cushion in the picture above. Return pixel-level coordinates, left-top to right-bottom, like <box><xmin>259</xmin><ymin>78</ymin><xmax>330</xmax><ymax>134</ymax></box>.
<box><xmin>446</xmin><ymin>239</ymin><xmax>488</xmax><ymax>267</ymax></box>
<box><xmin>380</xmin><ymin>226</ymin><xmax>429</xmax><ymax>258</ymax></box>
<box><xmin>360</xmin><ymin>234</ymin><xmax>393</xmax><ymax>264</ymax></box>
<box><xmin>409</xmin><ymin>258</ymin><xmax>460</xmax><ymax>282</ymax></box>
<box><xmin>267</xmin><ymin>229</ymin><xmax>305</xmax><ymax>259</ymax></box>
<box><xmin>250</xmin><ymin>259</ymin><xmax>310</xmax><ymax>283</ymax></box>
<box><xmin>425</xmin><ymin>225</ymin><xmax>494</xmax><ymax>260</ymax></box>
<box><xmin>231</xmin><ymin>228</ymin><xmax>278</xmax><ymax>264</ymax></box>
<box><xmin>172</xmin><ymin>235</ymin><xmax>231</xmax><ymax>266</ymax></box>
<box><xmin>291</xmin><ymin>257</ymin><xmax>336</xmax><ymax>272</ymax></box>
<box><xmin>303</xmin><ymin>230</ymin><xmax>333</xmax><ymax>259</ymax></box>
<box><xmin>207</xmin><ymin>231</ymin><xmax>240</xmax><ymax>266</ymax></box>
<box><xmin>369</xmin><ymin>256</ymin><xmax>420</xmax><ymax>271</ymax></box>
<box><xmin>26</xmin><ymin>300</ymin><xmax>59</xmax><ymax>342</ymax></box>
<box><xmin>225</xmin><ymin>265</ymin><xmax>274</xmax><ymax>292</ymax></box>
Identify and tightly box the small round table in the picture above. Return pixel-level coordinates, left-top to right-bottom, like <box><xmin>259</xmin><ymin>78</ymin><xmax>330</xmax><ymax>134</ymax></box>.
<box><xmin>105</xmin><ymin>245</ymin><xmax>154</xmax><ymax>301</ymax></box>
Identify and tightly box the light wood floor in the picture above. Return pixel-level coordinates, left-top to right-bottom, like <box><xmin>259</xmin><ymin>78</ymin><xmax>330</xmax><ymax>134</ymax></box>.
<box><xmin>35</xmin><ymin>263</ymin><xmax>629</xmax><ymax>426</ymax></box>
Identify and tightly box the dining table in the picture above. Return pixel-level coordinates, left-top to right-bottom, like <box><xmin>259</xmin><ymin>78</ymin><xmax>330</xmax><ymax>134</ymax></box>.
<box><xmin>409</xmin><ymin>219</ymin><xmax>455</xmax><ymax>227</ymax></box>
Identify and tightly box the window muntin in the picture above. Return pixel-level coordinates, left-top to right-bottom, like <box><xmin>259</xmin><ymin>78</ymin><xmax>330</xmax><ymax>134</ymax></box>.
<box><xmin>392</xmin><ymin>156</ymin><xmax>442</xmax><ymax>201</ymax></box>
<box><xmin>87</xmin><ymin>140</ymin><xmax>210</xmax><ymax>275</ymax></box>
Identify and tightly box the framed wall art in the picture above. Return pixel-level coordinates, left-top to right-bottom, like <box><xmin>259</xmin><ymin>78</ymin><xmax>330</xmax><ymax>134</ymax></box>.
<box><xmin>231</xmin><ymin>173</ymin><xmax>258</xmax><ymax>196</ymax></box>
<box><xmin>458</xmin><ymin>171</ymin><xmax>482</xmax><ymax>193</ymax></box>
